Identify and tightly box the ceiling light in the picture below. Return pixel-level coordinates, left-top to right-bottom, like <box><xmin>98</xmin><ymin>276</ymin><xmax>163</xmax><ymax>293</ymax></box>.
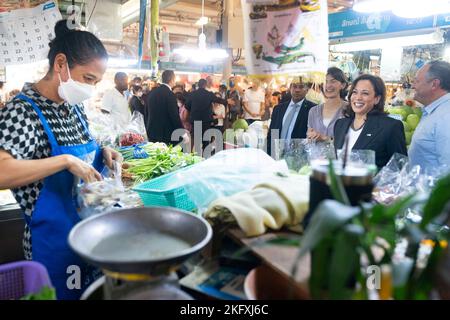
<box><xmin>172</xmin><ymin>0</ymin><xmax>228</xmax><ymax>63</ymax></box>
<box><xmin>195</xmin><ymin>16</ymin><xmax>209</xmax><ymax>26</ymax></box>
<box><xmin>330</xmin><ymin>31</ymin><xmax>444</xmax><ymax>52</ymax></box>
<box><xmin>392</xmin><ymin>0</ymin><xmax>450</xmax><ymax>18</ymax></box>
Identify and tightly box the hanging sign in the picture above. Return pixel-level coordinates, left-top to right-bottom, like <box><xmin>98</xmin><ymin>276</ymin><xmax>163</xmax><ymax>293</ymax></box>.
<box><xmin>241</xmin><ymin>0</ymin><xmax>328</xmax><ymax>76</ymax></box>
<box><xmin>0</xmin><ymin>1</ymin><xmax>61</xmax><ymax>66</ymax></box>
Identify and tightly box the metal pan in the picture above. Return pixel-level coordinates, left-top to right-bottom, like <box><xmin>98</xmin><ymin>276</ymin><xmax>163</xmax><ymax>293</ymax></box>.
<box><xmin>68</xmin><ymin>207</ymin><xmax>212</xmax><ymax>276</ymax></box>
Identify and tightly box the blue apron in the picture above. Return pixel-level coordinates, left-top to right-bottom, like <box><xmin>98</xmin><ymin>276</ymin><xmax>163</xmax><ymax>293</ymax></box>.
<box><xmin>16</xmin><ymin>94</ymin><xmax>104</xmax><ymax>300</ymax></box>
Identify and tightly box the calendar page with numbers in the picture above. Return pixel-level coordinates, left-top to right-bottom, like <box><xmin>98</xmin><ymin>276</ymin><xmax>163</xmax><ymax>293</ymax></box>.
<box><xmin>0</xmin><ymin>1</ymin><xmax>62</xmax><ymax>66</ymax></box>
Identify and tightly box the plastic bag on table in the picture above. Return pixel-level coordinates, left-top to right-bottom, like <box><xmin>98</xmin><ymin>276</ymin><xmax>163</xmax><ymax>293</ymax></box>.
<box><xmin>372</xmin><ymin>153</ymin><xmax>448</xmax><ymax>205</ymax></box>
<box><xmin>177</xmin><ymin>148</ymin><xmax>289</xmax><ymax>213</ymax></box>
<box><xmin>119</xmin><ymin>112</ymin><xmax>147</xmax><ymax>147</ymax></box>
<box><xmin>273</xmin><ymin>139</ymin><xmax>336</xmax><ymax>173</ymax></box>
<box><xmin>77</xmin><ymin>161</ymin><xmax>141</xmax><ymax>219</ymax></box>
<box><xmin>88</xmin><ymin>112</ymin><xmax>119</xmax><ymax>147</ymax></box>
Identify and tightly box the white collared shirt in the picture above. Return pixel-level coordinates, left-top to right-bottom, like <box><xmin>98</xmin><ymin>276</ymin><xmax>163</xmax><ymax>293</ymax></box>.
<box><xmin>161</xmin><ymin>83</ymin><xmax>172</xmax><ymax>91</ymax></box>
<box><xmin>282</xmin><ymin>99</ymin><xmax>304</xmax><ymax>140</ymax></box>
<box><xmin>101</xmin><ymin>87</ymin><xmax>131</xmax><ymax>130</ymax></box>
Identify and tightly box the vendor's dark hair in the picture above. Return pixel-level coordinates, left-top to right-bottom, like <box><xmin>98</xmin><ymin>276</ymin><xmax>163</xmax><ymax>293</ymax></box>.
<box><xmin>48</xmin><ymin>19</ymin><xmax>108</xmax><ymax>70</ymax></box>
<box><xmin>425</xmin><ymin>60</ymin><xmax>450</xmax><ymax>92</ymax></box>
<box><xmin>345</xmin><ymin>74</ymin><xmax>386</xmax><ymax>118</ymax></box>
<box><xmin>326</xmin><ymin>67</ymin><xmax>348</xmax><ymax>100</ymax></box>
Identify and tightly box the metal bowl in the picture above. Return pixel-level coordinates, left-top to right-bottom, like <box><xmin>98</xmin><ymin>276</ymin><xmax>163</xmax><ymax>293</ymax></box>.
<box><xmin>68</xmin><ymin>207</ymin><xmax>212</xmax><ymax>276</ymax></box>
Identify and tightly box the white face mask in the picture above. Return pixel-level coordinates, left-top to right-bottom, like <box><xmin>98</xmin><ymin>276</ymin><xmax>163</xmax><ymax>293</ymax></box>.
<box><xmin>57</xmin><ymin>64</ymin><xmax>95</xmax><ymax>105</ymax></box>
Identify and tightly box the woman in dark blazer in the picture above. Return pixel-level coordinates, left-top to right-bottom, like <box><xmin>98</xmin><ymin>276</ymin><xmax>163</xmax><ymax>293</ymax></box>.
<box><xmin>334</xmin><ymin>74</ymin><xmax>407</xmax><ymax>168</ymax></box>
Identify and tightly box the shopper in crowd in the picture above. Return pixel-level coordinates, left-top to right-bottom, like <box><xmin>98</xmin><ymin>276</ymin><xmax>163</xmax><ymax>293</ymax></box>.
<box><xmin>266</xmin><ymin>77</ymin><xmax>316</xmax><ymax>156</ymax></box>
<box><xmin>218</xmin><ymin>84</ymin><xmax>227</xmax><ymax>99</ymax></box>
<box><xmin>124</xmin><ymin>76</ymin><xmax>142</xmax><ymax>101</ymax></box>
<box><xmin>101</xmin><ymin>71</ymin><xmax>131</xmax><ymax>130</ymax></box>
<box><xmin>172</xmin><ymin>84</ymin><xmax>184</xmax><ymax>95</ymax></box>
<box><xmin>280</xmin><ymin>85</ymin><xmax>292</xmax><ymax>103</ymax></box>
<box><xmin>307</xmin><ymin>67</ymin><xmax>348</xmax><ymax>142</ymax></box>
<box><xmin>175</xmin><ymin>91</ymin><xmax>192</xmax><ymax>133</ymax></box>
<box><xmin>206</xmin><ymin>75</ymin><xmax>215</xmax><ymax>92</ymax></box>
<box><xmin>213</xmin><ymin>92</ymin><xmax>226</xmax><ymax>133</ymax></box>
<box><xmin>261</xmin><ymin>88</ymin><xmax>274</xmax><ymax>121</ymax></box>
<box><xmin>272</xmin><ymin>91</ymin><xmax>281</xmax><ymax>106</ymax></box>
<box><xmin>243</xmin><ymin>79</ymin><xmax>265</xmax><ymax>125</ymax></box>
<box><xmin>143</xmin><ymin>70</ymin><xmax>189</xmax><ymax>146</ymax></box>
<box><xmin>409</xmin><ymin>60</ymin><xmax>450</xmax><ymax>172</ymax></box>
<box><xmin>129</xmin><ymin>84</ymin><xmax>145</xmax><ymax>115</ymax></box>
<box><xmin>334</xmin><ymin>74</ymin><xmax>407</xmax><ymax>169</ymax></box>
<box><xmin>185</xmin><ymin>78</ymin><xmax>230</xmax><ymax>154</ymax></box>
<box><xmin>0</xmin><ymin>20</ymin><xmax>121</xmax><ymax>300</ymax></box>
<box><xmin>226</xmin><ymin>76</ymin><xmax>242</xmax><ymax>126</ymax></box>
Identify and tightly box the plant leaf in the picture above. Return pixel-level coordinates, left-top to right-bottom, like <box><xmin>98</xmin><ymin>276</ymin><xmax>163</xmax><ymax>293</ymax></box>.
<box><xmin>370</xmin><ymin>194</ymin><xmax>415</xmax><ymax>224</ymax></box>
<box><xmin>329</xmin><ymin>224</ymin><xmax>364</xmax><ymax>299</ymax></box>
<box><xmin>328</xmin><ymin>160</ymin><xmax>350</xmax><ymax>206</ymax></box>
<box><xmin>421</xmin><ymin>173</ymin><xmax>450</xmax><ymax>229</ymax></box>
<box><xmin>298</xmin><ymin>200</ymin><xmax>360</xmax><ymax>257</ymax></box>
<box><xmin>309</xmin><ymin>238</ymin><xmax>333</xmax><ymax>299</ymax></box>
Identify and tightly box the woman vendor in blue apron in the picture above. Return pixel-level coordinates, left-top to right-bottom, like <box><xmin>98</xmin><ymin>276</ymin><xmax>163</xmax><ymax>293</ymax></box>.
<box><xmin>0</xmin><ymin>20</ymin><xmax>122</xmax><ymax>300</ymax></box>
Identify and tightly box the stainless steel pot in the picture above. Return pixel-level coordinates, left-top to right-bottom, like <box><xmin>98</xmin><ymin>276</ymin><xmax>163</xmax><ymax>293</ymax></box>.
<box><xmin>68</xmin><ymin>206</ymin><xmax>212</xmax><ymax>276</ymax></box>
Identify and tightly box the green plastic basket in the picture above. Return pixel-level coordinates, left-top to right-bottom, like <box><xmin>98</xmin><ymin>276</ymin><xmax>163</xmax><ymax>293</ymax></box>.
<box><xmin>132</xmin><ymin>168</ymin><xmax>195</xmax><ymax>211</ymax></box>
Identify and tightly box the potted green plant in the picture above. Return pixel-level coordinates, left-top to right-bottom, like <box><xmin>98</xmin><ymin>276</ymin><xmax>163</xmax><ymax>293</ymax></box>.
<box><xmin>293</xmin><ymin>163</ymin><xmax>450</xmax><ymax>300</ymax></box>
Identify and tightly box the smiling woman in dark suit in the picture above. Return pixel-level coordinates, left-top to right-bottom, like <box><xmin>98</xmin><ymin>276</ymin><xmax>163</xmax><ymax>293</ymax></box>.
<box><xmin>334</xmin><ymin>74</ymin><xmax>407</xmax><ymax>168</ymax></box>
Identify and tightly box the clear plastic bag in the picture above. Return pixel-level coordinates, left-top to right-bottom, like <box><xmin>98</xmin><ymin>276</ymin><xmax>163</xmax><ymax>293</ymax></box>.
<box><xmin>273</xmin><ymin>139</ymin><xmax>336</xmax><ymax>172</ymax></box>
<box><xmin>372</xmin><ymin>153</ymin><xmax>448</xmax><ymax>205</ymax></box>
<box><xmin>127</xmin><ymin>112</ymin><xmax>147</xmax><ymax>136</ymax></box>
<box><xmin>118</xmin><ymin>112</ymin><xmax>147</xmax><ymax>147</ymax></box>
<box><xmin>177</xmin><ymin>148</ymin><xmax>289</xmax><ymax>213</ymax></box>
<box><xmin>77</xmin><ymin>161</ymin><xmax>142</xmax><ymax>219</ymax></box>
<box><xmin>88</xmin><ymin>113</ymin><xmax>119</xmax><ymax>147</ymax></box>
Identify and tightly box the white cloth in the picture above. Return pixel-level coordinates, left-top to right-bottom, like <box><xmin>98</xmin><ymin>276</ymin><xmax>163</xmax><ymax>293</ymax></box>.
<box><xmin>213</xmin><ymin>103</ymin><xmax>226</xmax><ymax>126</ymax></box>
<box><xmin>282</xmin><ymin>99</ymin><xmax>304</xmax><ymax>140</ymax></box>
<box><xmin>205</xmin><ymin>175</ymin><xmax>310</xmax><ymax>236</ymax></box>
<box><xmin>322</xmin><ymin>117</ymin><xmax>332</xmax><ymax>127</ymax></box>
<box><xmin>348</xmin><ymin>126</ymin><xmax>363</xmax><ymax>150</ymax></box>
<box><xmin>243</xmin><ymin>88</ymin><xmax>265</xmax><ymax>120</ymax></box>
<box><xmin>101</xmin><ymin>88</ymin><xmax>131</xmax><ymax>130</ymax></box>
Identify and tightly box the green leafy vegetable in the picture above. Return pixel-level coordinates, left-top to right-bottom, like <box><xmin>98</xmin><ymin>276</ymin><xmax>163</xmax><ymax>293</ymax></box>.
<box><xmin>21</xmin><ymin>286</ymin><xmax>56</xmax><ymax>300</ymax></box>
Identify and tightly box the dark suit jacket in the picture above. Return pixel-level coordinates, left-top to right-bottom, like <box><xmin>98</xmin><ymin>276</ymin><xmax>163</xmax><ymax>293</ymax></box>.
<box><xmin>143</xmin><ymin>84</ymin><xmax>184</xmax><ymax>145</ymax></box>
<box><xmin>266</xmin><ymin>99</ymin><xmax>316</xmax><ymax>156</ymax></box>
<box><xmin>185</xmin><ymin>88</ymin><xmax>227</xmax><ymax>123</ymax></box>
<box><xmin>333</xmin><ymin>114</ymin><xmax>407</xmax><ymax>168</ymax></box>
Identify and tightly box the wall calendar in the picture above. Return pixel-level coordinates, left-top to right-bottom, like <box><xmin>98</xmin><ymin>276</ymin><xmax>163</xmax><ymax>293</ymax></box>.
<box><xmin>0</xmin><ymin>1</ymin><xmax>61</xmax><ymax>66</ymax></box>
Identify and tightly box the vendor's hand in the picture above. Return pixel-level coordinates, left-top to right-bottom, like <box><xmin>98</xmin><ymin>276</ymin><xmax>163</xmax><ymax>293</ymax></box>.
<box><xmin>227</xmin><ymin>99</ymin><xmax>235</xmax><ymax>106</ymax></box>
<box><xmin>65</xmin><ymin>155</ymin><xmax>102</xmax><ymax>183</ymax></box>
<box><xmin>102</xmin><ymin>147</ymin><xmax>123</xmax><ymax>170</ymax></box>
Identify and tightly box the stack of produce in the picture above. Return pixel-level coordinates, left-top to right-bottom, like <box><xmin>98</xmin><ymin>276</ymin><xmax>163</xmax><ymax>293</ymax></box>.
<box><xmin>387</xmin><ymin>101</ymin><xmax>422</xmax><ymax>146</ymax></box>
<box><xmin>118</xmin><ymin>143</ymin><xmax>202</xmax><ymax>184</ymax></box>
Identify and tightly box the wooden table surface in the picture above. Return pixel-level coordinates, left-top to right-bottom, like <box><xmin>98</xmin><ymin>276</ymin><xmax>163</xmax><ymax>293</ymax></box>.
<box><xmin>227</xmin><ymin>228</ymin><xmax>311</xmax><ymax>298</ymax></box>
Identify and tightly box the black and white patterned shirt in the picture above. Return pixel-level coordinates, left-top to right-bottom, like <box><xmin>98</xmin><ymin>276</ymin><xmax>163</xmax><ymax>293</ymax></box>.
<box><xmin>0</xmin><ymin>83</ymin><xmax>91</xmax><ymax>218</ymax></box>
